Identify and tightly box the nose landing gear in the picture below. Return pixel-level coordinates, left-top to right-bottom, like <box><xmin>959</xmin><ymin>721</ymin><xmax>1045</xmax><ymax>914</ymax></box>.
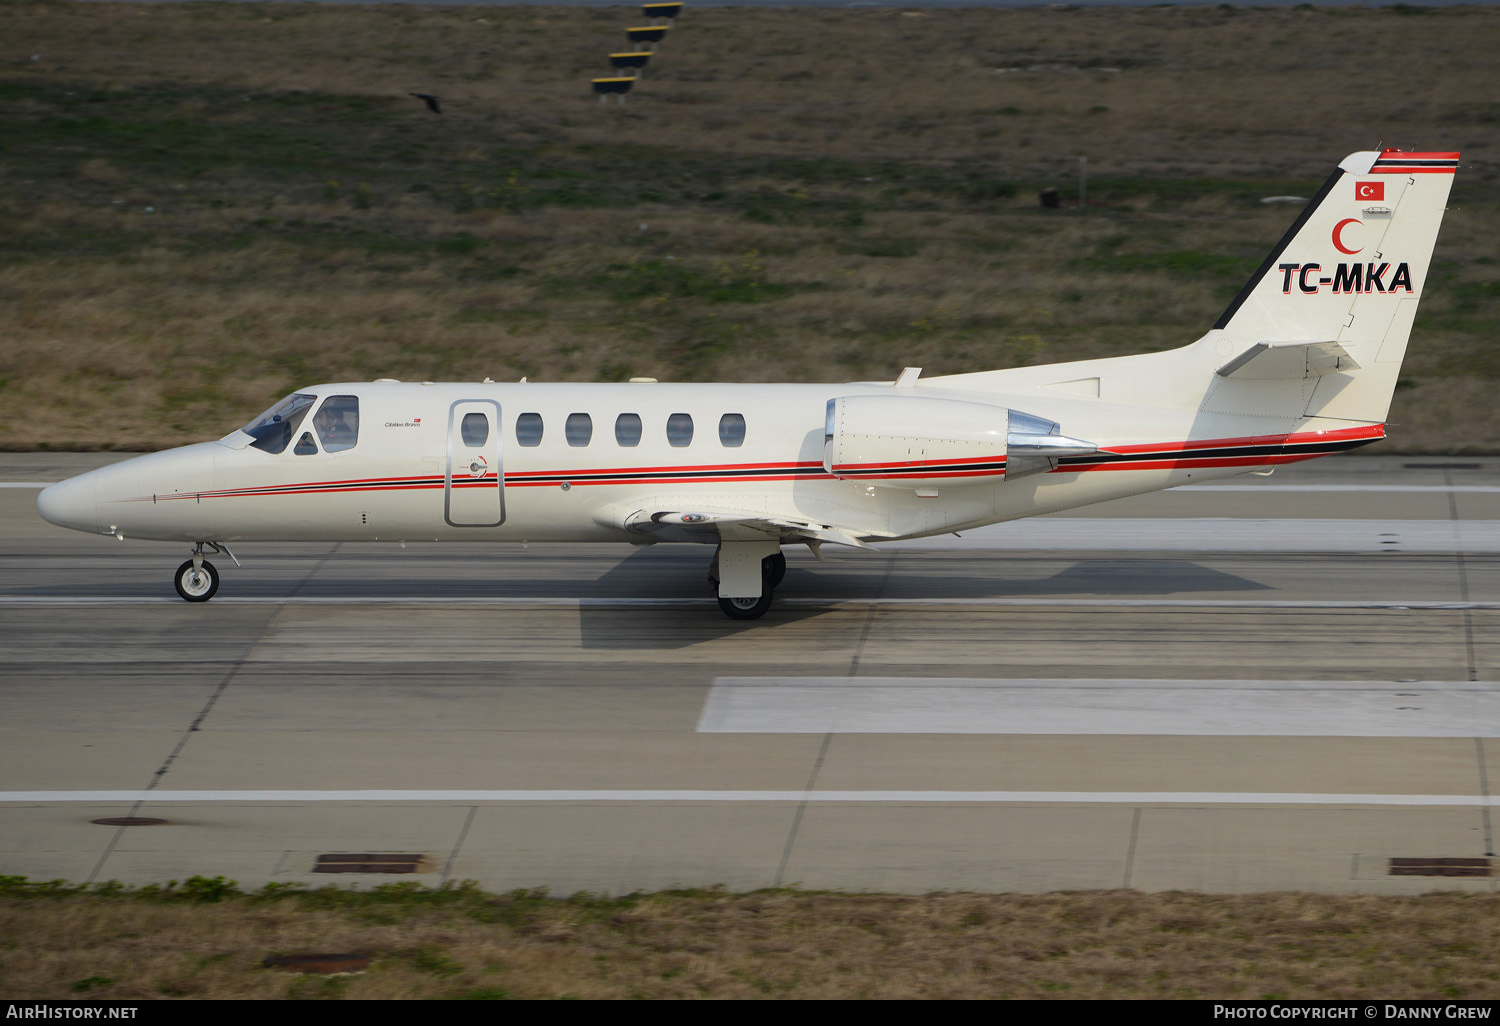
<box><xmin>174</xmin><ymin>557</ymin><xmax>219</xmax><ymax>602</ymax></box>
<box><xmin>172</xmin><ymin>542</ymin><xmax>238</xmax><ymax>603</ymax></box>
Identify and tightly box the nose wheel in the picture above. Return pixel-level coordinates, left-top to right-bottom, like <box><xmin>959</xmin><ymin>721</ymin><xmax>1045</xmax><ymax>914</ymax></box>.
<box><xmin>174</xmin><ymin>558</ymin><xmax>220</xmax><ymax>602</ymax></box>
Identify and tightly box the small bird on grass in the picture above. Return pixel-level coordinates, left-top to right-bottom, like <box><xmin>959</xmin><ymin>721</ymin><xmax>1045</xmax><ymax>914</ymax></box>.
<box><xmin>409</xmin><ymin>92</ymin><xmax>442</xmax><ymax>114</ymax></box>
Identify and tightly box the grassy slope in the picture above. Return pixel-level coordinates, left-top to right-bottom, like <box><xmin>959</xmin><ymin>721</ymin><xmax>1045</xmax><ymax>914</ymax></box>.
<box><xmin>3</xmin><ymin>879</ymin><xmax>1500</xmax><ymax>999</ymax></box>
<box><xmin>0</xmin><ymin>3</ymin><xmax>1496</xmax><ymax>450</ymax></box>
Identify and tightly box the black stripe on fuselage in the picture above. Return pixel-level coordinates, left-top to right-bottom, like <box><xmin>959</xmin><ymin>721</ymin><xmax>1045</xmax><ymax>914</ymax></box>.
<box><xmin>510</xmin><ymin>465</ymin><xmax>829</xmax><ymax>485</ymax></box>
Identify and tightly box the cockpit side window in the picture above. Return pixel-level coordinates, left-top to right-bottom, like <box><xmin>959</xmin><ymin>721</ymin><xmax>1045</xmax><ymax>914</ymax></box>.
<box><xmin>244</xmin><ymin>393</ymin><xmax>317</xmax><ymax>455</ymax></box>
<box><xmin>314</xmin><ymin>396</ymin><xmax>360</xmax><ymax>453</ymax></box>
<box><xmin>294</xmin><ymin>431</ymin><xmax>319</xmax><ymax>456</ymax></box>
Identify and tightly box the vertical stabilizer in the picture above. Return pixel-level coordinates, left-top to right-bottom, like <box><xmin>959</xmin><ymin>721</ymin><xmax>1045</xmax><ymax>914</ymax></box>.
<box><xmin>1211</xmin><ymin>150</ymin><xmax>1457</xmax><ymax>424</ymax></box>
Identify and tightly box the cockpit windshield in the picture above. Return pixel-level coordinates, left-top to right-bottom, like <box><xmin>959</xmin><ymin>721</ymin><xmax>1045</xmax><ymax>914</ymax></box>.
<box><xmin>243</xmin><ymin>393</ymin><xmax>317</xmax><ymax>454</ymax></box>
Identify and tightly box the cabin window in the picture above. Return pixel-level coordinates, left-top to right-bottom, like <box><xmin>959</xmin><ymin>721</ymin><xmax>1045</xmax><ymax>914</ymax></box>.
<box><xmin>516</xmin><ymin>412</ymin><xmax>543</xmax><ymax>447</ymax></box>
<box><xmin>460</xmin><ymin>412</ymin><xmax>489</xmax><ymax>447</ymax></box>
<box><xmin>244</xmin><ymin>393</ymin><xmax>316</xmax><ymax>455</ymax></box>
<box><xmin>294</xmin><ymin>431</ymin><xmax>319</xmax><ymax>456</ymax></box>
<box><xmin>615</xmin><ymin>413</ymin><xmax>642</xmax><ymax>447</ymax></box>
<box><xmin>566</xmin><ymin>412</ymin><xmax>593</xmax><ymax>447</ymax></box>
<box><xmin>666</xmin><ymin>413</ymin><xmax>693</xmax><ymax>447</ymax></box>
<box><xmin>719</xmin><ymin>413</ymin><xmax>746</xmax><ymax>448</ymax></box>
<box><xmin>314</xmin><ymin>395</ymin><xmax>359</xmax><ymax>453</ymax></box>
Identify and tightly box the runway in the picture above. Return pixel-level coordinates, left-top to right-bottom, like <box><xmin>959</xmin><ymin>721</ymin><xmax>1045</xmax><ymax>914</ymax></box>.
<box><xmin>2</xmin><ymin>452</ymin><xmax>1498</xmax><ymax>895</ymax></box>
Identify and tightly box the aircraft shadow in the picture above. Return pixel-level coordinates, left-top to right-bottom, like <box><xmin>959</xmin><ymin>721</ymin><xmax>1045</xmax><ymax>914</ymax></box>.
<box><xmin>575</xmin><ymin>549</ymin><xmax>1272</xmax><ymax>650</ymax></box>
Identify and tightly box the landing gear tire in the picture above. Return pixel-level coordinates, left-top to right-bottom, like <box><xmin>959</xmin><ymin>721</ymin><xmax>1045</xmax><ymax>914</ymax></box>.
<box><xmin>762</xmin><ymin>551</ymin><xmax>786</xmax><ymax>589</ymax></box>
<box><xmin>717</xmin><ymin>592</ymin><xmax>773</xmax><ymax>620</ymax></box>
<box><xmin>174</xmin><ymin>559</ymin><xmax>220</xmax><ymax>603</ymax></box>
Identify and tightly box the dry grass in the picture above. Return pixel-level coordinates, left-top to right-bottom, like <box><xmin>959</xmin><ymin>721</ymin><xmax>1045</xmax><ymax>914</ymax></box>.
<box><xmin>0</xmin><ymin>3</ymin><xmax>1497</xmax><ymax>449</ymax></box>
<box><xmin>4</xmin><ymin>881</ymin><xmax>1500</xmax><ymax>1000</ymax></box>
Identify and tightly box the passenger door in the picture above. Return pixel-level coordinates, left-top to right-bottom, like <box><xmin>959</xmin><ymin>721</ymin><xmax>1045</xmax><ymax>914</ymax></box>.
<box><xmin>445</xmin><ymin>400</ymin><xmax>504</xmax><ymax>527</ymax></box>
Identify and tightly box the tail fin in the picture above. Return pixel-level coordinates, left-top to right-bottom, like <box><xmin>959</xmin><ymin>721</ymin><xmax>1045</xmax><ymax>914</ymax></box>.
<box><xmin>1211</xmin><ymin>149</ymin><xmax>1457</xmax><ymax>424</ymax></box>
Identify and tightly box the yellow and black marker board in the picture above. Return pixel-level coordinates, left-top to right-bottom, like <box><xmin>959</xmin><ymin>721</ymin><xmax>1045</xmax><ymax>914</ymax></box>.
<box><xmin>610</xmin><ymin>52</ymin><xmax>653</xmax><ymax>71</ymax></box>
<box><xmin>626</xmin><ymin>26</ymin><xmax>669</xmax><ymax>45</ymax></box>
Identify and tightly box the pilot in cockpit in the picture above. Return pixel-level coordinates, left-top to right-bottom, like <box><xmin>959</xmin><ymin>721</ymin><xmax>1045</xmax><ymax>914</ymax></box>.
<box><xmin>315</xmin><ymin>406</ymin><xmax>352</xmax><ymax>446</ymax></box>
<box><xmin>313</xmin><ymin>397</ymin><xmax>359</xmax><ymax>453</ymax></box>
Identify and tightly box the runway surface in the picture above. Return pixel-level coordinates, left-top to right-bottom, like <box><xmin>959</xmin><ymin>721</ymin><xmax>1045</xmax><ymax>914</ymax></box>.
<box><xmin>3</xmin><ymin>451</ymin><xmax>1499</xmax><ymax>895</ymax></box>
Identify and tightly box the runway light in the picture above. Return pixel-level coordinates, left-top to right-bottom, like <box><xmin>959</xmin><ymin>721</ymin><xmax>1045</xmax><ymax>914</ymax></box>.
<box><xmin>642</xmin><ymin>2</ymin><xmax>684</xmax><ymax>20</ymax></box>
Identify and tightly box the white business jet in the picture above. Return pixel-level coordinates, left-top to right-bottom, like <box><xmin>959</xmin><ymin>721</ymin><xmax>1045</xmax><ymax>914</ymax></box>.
<box><xmin>38</xmin><ymin>149</ymin><xmax>1458</xmax><ymax>619</ymax></box>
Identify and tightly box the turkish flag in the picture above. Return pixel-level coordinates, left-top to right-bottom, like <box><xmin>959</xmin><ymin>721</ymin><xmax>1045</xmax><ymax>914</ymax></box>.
<box><xmin>1356</xmin><ymin>181</ymin><xmax>1384</xmax><ymax>201</ymax></box>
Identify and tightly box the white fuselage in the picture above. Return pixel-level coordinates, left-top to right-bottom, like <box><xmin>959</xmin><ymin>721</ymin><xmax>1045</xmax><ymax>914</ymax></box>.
<box><xmin>35</xmin><ymin>376</ymin><xmax>1374</xmax><ymax>548</ymax></box>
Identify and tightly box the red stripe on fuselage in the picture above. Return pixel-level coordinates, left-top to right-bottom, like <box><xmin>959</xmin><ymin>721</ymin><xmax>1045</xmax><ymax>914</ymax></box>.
<box><xmin>128</xmin><ymin>425</ymin><xmax>1384</xmax><ymax>502</ymax></box>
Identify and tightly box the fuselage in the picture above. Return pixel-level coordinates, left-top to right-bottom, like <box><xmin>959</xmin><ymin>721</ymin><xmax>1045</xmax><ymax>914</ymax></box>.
<box><xmin>35</xmin><ymin>376</ymin><xmax>1378</xmax><ymax>548</ymax></box>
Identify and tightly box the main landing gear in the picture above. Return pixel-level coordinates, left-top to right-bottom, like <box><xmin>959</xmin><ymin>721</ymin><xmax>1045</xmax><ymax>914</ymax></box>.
<box><xmin>718</xmin><ymin>592</ymin><xmax>773</xmax><ymax>620</ymax></box>
<box><xmin>710</xmin><ymin>542</ymin><xmax>785</xmax><ymax>621</ymax></box>
<box><xmin>173</xmin><ymin>542</ymin><xmax>237</xmax><ymax>603</ymax></box>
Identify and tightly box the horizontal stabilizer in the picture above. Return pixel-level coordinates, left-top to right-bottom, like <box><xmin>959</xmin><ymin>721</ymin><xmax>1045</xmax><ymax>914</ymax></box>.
<box><xmin>1216</xmin><ymin>340</ymin><xmax>1358</xmax><ymax>380</ymax></box>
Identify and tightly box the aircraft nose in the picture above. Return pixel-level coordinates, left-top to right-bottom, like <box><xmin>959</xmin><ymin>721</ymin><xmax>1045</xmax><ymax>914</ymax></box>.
<box><xmin>36</xmin><ymin>475</ymin><xmax>98</xmax><ymax>534</ymax></box>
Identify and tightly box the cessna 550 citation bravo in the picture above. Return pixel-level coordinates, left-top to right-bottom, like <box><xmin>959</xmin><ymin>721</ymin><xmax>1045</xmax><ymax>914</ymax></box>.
<box><xmin>38</xmin><ymin>149</ymin><xmax>1458</xmax><ymax>619</ymax></box>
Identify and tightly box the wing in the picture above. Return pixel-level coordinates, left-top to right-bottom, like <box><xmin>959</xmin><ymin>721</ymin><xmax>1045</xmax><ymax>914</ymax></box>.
<box><xmin>594</xmin><ymin>500</ymin><xmax>894</xmax><ymax>548</ymax></box>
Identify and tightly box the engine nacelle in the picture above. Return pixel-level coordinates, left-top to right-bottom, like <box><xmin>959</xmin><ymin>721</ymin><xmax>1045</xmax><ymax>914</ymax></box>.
<box><xmin>823</xmin><ymin>395</ymin><xmax>1096</xmax><ymax>488</ymax></box>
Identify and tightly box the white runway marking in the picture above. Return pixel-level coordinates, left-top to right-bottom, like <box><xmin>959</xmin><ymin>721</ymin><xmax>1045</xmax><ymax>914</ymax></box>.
<box><xmin>907</xmin><ymin>519</ymin><xmax>1500</xmax><ymax>551</ymax></box>
<box><xmin>0</xmin><ymin>483</ymin><xmax>55</xmax><ymax>489</ymax></box>
<box><xmin>2</xmin><ymin>790</ymin><xmax>1496</xmax><ymax>807</ymax></box>
<box><xmin>699</xmin><ymin>677</ymin><xmax>1500</xmax><ymax>736</ymax></box>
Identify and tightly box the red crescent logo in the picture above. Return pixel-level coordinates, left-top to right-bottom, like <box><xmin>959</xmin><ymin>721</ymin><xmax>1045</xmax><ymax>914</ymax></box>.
<box><xmin>1332</xmin><ymin>218</ymin><xmax>1363</xmax><ymax>255</ymax></box>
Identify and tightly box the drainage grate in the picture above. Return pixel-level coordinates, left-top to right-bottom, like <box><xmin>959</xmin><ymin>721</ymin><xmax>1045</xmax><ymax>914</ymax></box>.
<box><xmin>90</xmin><ymin>817</ymin><xmax>168</xmax><ymax>827</ymax></box>
<box><xmin>313</xmin><ymin>853</ymin><xmax>428</xmax><ymax>874</ymax></box>
<box><xmin>1401</xmin><ymin>462</ymin><xmax>1480</xmax><ymax>470</ymax></box>
<box><xmin>1388</xmin><ymin>857</ymin><xmax>1494</xmax><ymax>877</ymax></box>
